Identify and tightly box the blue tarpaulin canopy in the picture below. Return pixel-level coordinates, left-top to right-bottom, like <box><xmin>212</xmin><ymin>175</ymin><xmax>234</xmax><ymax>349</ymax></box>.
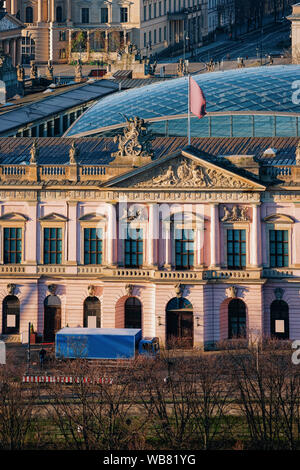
<box><xmin>55</xmin><ymin>328</ymin><xmax>142</xmax><ymax>359</ymax></box>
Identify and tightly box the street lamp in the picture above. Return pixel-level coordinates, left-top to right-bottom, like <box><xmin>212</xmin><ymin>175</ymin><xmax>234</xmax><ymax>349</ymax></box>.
<box><xmin>183</xmin><ymin>35</ymin><xmax>189</xmax><ymax>74</ymax></box>
<box><xmin>260</xmin><ymin>26</ymin><xmax>264</xmax><ymax>66</ymax></box>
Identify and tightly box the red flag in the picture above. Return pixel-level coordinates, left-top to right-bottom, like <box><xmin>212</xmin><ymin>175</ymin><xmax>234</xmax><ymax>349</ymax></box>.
<box><xmin>189</xmin><ymin>77</ymin><xmax>207</xmax><ymax>119</ymax></box>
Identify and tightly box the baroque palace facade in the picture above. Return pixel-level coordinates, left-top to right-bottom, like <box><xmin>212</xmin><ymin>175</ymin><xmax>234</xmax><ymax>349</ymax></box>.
<box><xmin>0</xmin><ymin>119</ymin><xmax>300</xmax><ymax>348</ymax></box>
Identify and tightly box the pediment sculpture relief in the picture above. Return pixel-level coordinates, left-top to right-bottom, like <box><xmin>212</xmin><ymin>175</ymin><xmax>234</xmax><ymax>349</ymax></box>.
<box><xmin>130</xmin><ymin>159</ymin><xmax>253</xmax><ymax>189</ymax></box>
<box><xmin>120</xmin><ymin>205</ymin><xmax>147</xmax><ymax>221</ymax></box>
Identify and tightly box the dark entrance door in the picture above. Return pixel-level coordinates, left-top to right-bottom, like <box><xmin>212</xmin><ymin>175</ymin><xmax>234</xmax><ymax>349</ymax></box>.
<box><xmin>2</xmin><ymin>295</ymin><xmax>20</xmax><ymax>335</ymax></box>
<box><xmin>270</xmin><ymin>300</ymin><xmax>289</xmax><ymax>340</ymax></box>
<box><xmin>228</xmin><ymin>299</ymin><xmax>246</xmax><ymax>339</ymax></box>
<box><xmin>44</xmin><ymin>295</ymin><xmax>61</xmax><ymax>342</ymax></box>
<box><xmin>166</xmin><ymin>297</ymin><xmax>193</xmax><ymax>348</ymax></box>
<box><xmin>125</xmin><ymin>297</ymin><xmax>142</xmax><ymax>329</ymax></box>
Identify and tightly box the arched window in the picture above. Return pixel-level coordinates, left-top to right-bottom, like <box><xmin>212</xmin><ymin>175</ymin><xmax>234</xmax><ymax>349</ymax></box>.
<box><xmin>2</xmin><ymin>295</ymin><xmax>20</xmax><ymax>335</ymax></box>
<box><xmin>125</xmin><ymin>297</ymin><xmax>142</xmax><ymax>329</ymax></box>
<box><xmin>83</xmin><ymin>297</ymin><xmax>101</xmax><ymax>328</ymax></box>
<box><xmin>25</xmin><ymin>6</ymin><xmax>33</xmax><ymax>23</ymax></box>
<box><xmin>228</xmin><ymin>299</ymin><xmax>246</xmax><ymax>339</ymax></box>
<box><xmin>166</xmin><ymin>297</ymin><xmax>193</xmax><ymax>348</ymax></box>
<box><xmin>56</xmin><ymin>6</ymin><xmax>63</xmax><ymax>22</ymax></box>
<box><xmin>270</xmin><ymin>300</ymin><xmax>289</xmax><ymax>340</ymax></box>
<box><xmin>44</xmin><ymin>295</ymin><xmax>61</xmax><ymax>342</ymax></box>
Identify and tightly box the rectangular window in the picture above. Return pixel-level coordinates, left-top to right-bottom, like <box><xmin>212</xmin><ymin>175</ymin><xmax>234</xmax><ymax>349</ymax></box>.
<box><xmin>101</xmin><ymin>7</ymin><xmax>108</xmax><ymax>22</ymax></box>
<box><xmin>164</xmin><ymin>25</ymin><xmax>167</xmax><ymax>40</ymax></box>
<box><xmin>125</xmin><ymin>227</ymin><xmax>143</xmax><ymax>268</ymax></box>
<box><xmin>144</xmin><ymin>5</ymin><xmax>147</xmax><ymax>20</ymax></box>
<box><xmin>154</xmin><ymin>3</ymin><xmax>157</xmax><ymax>17</ymax></box>
<box><xmin>39</xmin><ymin>123</ymin><xmax>44</xmax><ymax>137</ymax></box>
<box><xmin>120</xmin><ymin>7</ymin><xmax>128</xmax><ymax>22</ymax></box>
<box><xmin>144</xmin><ymin>32</ymin><xmax>146</xmax><ymax>47</ymax></box>
<box><xmin>59</xmin><ymin>48</ymin><xmax>66</xmax><ymax>59</ymax></box>
<box><xmin>46</xmin><ymin>121</ymin><xmax>52</xmax><ymax>137</ymax></box>
<box><xmin>84</xmin><ymin>228</ymin><xmax>103</xmax><ymax>265</ymax></box>
<box><xmin>164</xmin><ymin>0</ymin><xmax>167</xmax><ymax>14</ymax></box>
<box><xmin>59</xmin><ymin>31</ymin><xmax>66</xmax><ymax>41</ymax></box>
<box><xmin>81</xmin><ymin>8</ymin><xmax>89</xmax><ymax>23</ymax></box>
<box><xmin>4</xmin><ymin>228</ymin><xmax>22</xmax><ymax>264</ymax></box>
<box><xmin>175</xmin><ymin>228</ymin><xmax>194</xmax><ymax>270</ymax></box>
<box><xmin>62</xmin><ymin>115</ymin><xmax>69</xmax><ymax>132</ymax></box>
<box><xmin>149</xmin><ymin>4</ymin><xmax>152</xmax><ymax>19</ymax></box>
<box><xmin>159</xmin><ymin>27</ymin><xmax>162</xmax><ymax>42</ymax></box>
<box><xmin>154</xmin><ymin>29</ymin><xmax>157</xmax><ymax>44</ymax></box>
<box><xmin>54</xmin><ymin>117</ymin><xmax>60</xmax><ymax>136</ymax></box>
<box><xmin>69</xmin><ymin>112</ymin><xmax>75</xmax><ymax>124</ymax></box>
<box><xmin>227</xmin><ymin>229</ymin><xmax>246</xmax><ymax>269</ymax></box>
<box><xmin>269</xmin><ymin>230</ymin><xmax>289</xmax><ymax>267</ymax></box>
<box><xmin>44</xmin><ymin>227</ymin><xmax>62</xmax><ymax>265</ymax></box>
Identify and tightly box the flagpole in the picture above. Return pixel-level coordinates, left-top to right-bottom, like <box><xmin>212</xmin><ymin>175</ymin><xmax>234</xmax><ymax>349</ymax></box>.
<box><xmin>188</xmin><ymin>74</ymin><xmax>191</xmax><ymax>146</ymax></box>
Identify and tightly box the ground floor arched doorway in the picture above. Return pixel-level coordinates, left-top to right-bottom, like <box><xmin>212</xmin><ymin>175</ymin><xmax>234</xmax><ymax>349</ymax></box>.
<box><xmin>124</xmin><ymin>297</ymin><xmax>142</xmax><ymax>329</ymax></box>
<box><xmin>270</xmin><ymin>300</ymin><xmax>289</xmax><ymax>340</ymax></box>
<box><xmin>2</xmin><ymin>295</ymin><xmax>20</xmax><ymax>335</ymax></box>
<box><xmin>44</xmin><ymin>295</ymin><xmax>61</xmax><ymax>342</ymax></box>
<box><xmin>166</xmin><ymin>297</ymin><xmax>193</xmax><ymax>348</ymax></box>
<box><xmin>83</xmin><ymin>296</ymin><xmax>101</xmax><ymax>328</ymax></box>
<box><xmin>228</xmin><ymin>298</ymin><xmax>246</xmax><ymax>339</ymax></box>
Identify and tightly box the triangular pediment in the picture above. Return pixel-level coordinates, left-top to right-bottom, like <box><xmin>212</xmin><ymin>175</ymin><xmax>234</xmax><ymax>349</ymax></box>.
<box><xmin>39</xmin><ymin>212</ymin><xmax>68</xmax><ymax>222</ymax></box>
<box><xmin>103</xmin><ymin>148</ymin><xmax>266</xmax><ymax>191</ymax></box>
<box><xmin>79</xmin><ymin>212</ymin><xmax>106</xmax><ymax>222</ymax></box>
<box><xmin>0</xmin><ymin>14</ymin><xmax>24</xmax><ymax>31</ymax></box>
<box><xmin>0</xmin><ymin>212</ymin><xmax>28</xmax><ymax>222</ymax></box>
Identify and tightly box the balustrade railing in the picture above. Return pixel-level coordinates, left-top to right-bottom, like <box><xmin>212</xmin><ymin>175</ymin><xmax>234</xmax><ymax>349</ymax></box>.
<box><xmin>0</xmin><ymin>164</ymin><xmax>111</xmax><ymax>183</ymax></box>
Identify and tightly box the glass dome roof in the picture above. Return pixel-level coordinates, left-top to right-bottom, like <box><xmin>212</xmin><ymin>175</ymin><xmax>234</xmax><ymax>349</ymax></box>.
<box><xmin>66</xmin><ymin>65</ymin><xmax>300</xmax><ymax>137</ymax></box>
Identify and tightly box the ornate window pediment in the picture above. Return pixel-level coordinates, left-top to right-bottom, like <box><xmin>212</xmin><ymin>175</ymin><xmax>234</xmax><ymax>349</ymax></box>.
<box><xmin>79</xmin><ymin>212</ymin><xmax>106</xmax><ymax>222</ymax></box>
<box><xmin>264</xmin><ymin>214</ymin><xmax>295</xmax><ymax>224</ymax></box>
<box><xmin>39</xmin><ymin>213</ymin><xmax>68</xmax><ymax>222</ymax></box>
<box><xmin>0</xmin><ymin>212</ymin><xmax>28</xmax><ymax>222</ymax></box>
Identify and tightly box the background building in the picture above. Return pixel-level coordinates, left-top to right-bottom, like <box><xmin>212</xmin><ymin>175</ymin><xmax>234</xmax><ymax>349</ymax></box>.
<box><xmin>0</xmin><ymin>1</ymin><xmax>23</xmax><ymax>66</ymax></box>
<box><xmin>288</xmin><ymin>2</ymin><xmax>300</xmax><ymax>63</ymax></box>
<box><xmin>4</xmin><ymin>0</ymin><xmax>209</xmax><ymax>63</ymax></box>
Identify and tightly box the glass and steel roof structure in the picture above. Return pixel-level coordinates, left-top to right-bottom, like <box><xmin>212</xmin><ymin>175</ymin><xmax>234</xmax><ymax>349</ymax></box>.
<box><xmin>65</xmin><ymin>65</ymin><xmax>300</xmax><ymax>139</ymax></box>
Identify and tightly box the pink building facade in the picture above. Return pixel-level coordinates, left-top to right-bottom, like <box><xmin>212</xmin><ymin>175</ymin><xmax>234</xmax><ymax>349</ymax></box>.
<box><xmin>0</xmin><ymin>135</ymin><xmax>299</xmax><ymax>349</ymax></box>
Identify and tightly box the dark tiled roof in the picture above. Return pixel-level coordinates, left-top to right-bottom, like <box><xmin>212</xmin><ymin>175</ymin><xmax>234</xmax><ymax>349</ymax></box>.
<box><xmin>0</xmin><ymin>80</ymin><xmax>119</xmax><ymax>133</ymax></box>
<box><xmin>0</xmin><ymin>136</ymin><xmax>297</xmax><ymax>166</ymax></box>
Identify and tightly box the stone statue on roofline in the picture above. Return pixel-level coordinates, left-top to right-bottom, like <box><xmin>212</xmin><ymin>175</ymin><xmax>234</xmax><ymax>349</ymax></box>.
<box><xmin>16</xmin><ymin>64</ymin><xmax>25</xmax><ymax>82</ymax></box>
<box><xmin>296</xmin><ymin>140</ymin><xmax>300</xmax><ymax>166</ymax></box>
<box><xmin>69</xmin><ymin>141</ymin><xmax>79</xmax><ymax>164</ymax></box>
<box><xmin>30</xmin><ymin>60</ymin><xmax>38</xmax><ymax>80</ymax></box>
<box><xmin>113</xmin><ymin>115</ymin><xmax>154</xmax><ymax>159</ymax></box>
<box><xmin>46</xmin><ymin>60</ymin><xmax>54</xmax><ymax>81</ymax></box>
<box><xmin>29</xmin><ymin>139</ymin><xmax>39</xmax><ymax>164</ymax></box>
<box><xmin>74</xmin><ymin>59</ymin><xmax>83</xmax><ymax>82</ymax></box>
